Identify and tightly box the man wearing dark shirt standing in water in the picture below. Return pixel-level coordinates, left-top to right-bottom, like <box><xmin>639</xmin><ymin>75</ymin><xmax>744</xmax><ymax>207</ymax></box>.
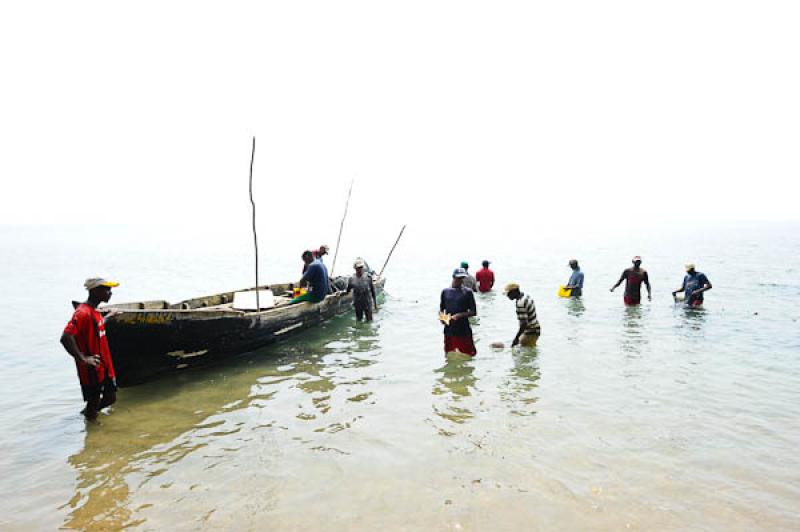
<box><xmin>346</xmin><ymin>259</ymin><xmax>378</xmax><ymax>321</ymax></box>
<box><xmin>610</xmin><ymin>255</ymin><xmax>652</xmax><ymax>305</ymax></box>
<box><xmin>439</xmin><ymin>268</ymin><xmax>478</xmax><ymax>356</ymax></box>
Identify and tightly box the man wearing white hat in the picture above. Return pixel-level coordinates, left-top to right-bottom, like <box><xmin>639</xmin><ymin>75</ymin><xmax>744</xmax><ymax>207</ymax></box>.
<box><xmin>346</xmin><ymin>259</ymin><xmax>378</xmax><ymax>321</ymax></box>
<box><xmin>672</xmin><ymin>264</ymin><xmax>712</xmax><ymax>307</ymax></box>
<box><xmin>610</xmin><ymin>255</ymin><xmax>652</xmax><ymax>305</ymax></box>
<box><xmin>60</xmin><ymin>277</ymin><xmax>120</xmax><ymax>420</ymax></box>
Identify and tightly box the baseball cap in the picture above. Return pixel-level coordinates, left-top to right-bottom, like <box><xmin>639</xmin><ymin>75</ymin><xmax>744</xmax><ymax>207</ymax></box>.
<box><xmin>632</xmin><ymin>255</ymin><xmax>642</xmax><ymax>262</ymax></box>
<box><xmin>354</xmin><ymin>259</ymin><xmax>365</xmax><ymax>268</ymax></box>
<box><xmin>685</xmin><ymin>263</ymin><xmax>695</xmax><ymax>271</ymax></box>
<box><xmin>460</xmin><ymin>261</ymin><xmax>469</xmax><ymax>268</ymax></box>
<box><xmin>503</xmin><ymin>282</ymin><xmax>520</xmax><ymax>294</ymax></box>
<box><xmin>452</xmin><ymin>268</ymin><xmax>467</xmax><ymax>278</ymax></box>
<box><xmin>84</xmin><ymin>277</ymin><xmax>119</xmax><ymax>290</ymax></box>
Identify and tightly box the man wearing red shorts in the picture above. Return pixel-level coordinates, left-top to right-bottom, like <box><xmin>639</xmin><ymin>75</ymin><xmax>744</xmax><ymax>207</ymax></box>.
<box><xmin>440</xmin><ymin>268</ymin><xmax>477</xmax><ymax>356</ymax></box>
<box><xmin>61</xmin><ymin>277</ymin><xmax>120</xmax><ymax>420</ymax></box>
<box><xmin>610</xmin><ymin>256</ymin><xmax>651</xmax><ymax>305</ymax></box>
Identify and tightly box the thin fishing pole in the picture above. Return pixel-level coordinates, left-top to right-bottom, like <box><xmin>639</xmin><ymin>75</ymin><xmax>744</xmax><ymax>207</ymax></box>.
<box><xmin>248</xmin><ymin>136</ymin><xmax>260</xmax><ymax>311</ymax></box>
<box><xmin>330</xmin><ymin>179</ymin><xmax>354</xmax><ymax>277</ymax></box>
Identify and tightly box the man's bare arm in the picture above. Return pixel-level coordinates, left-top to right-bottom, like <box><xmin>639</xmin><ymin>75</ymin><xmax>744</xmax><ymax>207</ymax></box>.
<box><xmin>60</xmin><ymin>333</ymin><xmax>100</xmax><ymax>367</ymax></box>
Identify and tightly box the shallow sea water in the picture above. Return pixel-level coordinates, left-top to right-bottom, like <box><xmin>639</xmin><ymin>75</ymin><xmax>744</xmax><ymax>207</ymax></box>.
<box><xmin>0</xmin><ymin>222</ymin><xmax>798</xmax><ymax>530</ymax></box>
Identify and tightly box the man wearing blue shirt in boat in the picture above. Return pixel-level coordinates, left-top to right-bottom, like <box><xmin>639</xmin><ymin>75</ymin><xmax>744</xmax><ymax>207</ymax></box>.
<box><xmin>293</xmin><ymin>250</ymin><xmax>330</xmax><ymax>303</ymax></box>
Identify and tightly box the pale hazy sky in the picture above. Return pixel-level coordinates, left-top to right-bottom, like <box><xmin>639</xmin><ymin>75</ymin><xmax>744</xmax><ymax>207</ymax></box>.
<box><xmin>2</xmin><ymin>1</ymin><xmax>798</xmax><ymax>241</ymax></box>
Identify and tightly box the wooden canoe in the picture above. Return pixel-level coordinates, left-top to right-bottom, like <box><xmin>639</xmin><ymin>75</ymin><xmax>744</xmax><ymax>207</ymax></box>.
<box><xmin>95</xmin><ymin>277</ymin><xmax>384</xmax><ymax>386</ymax></box>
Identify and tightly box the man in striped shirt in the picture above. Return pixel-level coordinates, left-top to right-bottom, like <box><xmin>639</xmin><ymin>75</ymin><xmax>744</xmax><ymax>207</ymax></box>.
<box><xmin>504</xmin><ymin>283</ymin><xmax>541</xmax><ymax>347</ymax></box>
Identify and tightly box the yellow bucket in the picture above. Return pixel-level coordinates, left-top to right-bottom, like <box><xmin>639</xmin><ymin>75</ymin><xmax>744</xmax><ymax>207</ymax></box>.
<box><xmin>557</xmin><ymin>286</ymin><xmax>572</xmax><ymax>298</ymax></box>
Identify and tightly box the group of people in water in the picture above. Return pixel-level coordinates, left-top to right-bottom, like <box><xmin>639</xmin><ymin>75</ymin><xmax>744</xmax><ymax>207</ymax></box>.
<box><xmin>60</xmin><ymin>253</ymin><xmax>711</xmax><ymax>420</ymax></box>
<box><xmin>439</xmin><ymin>256</ymin><xmax>713</xmax><ymax>357</ymax></box>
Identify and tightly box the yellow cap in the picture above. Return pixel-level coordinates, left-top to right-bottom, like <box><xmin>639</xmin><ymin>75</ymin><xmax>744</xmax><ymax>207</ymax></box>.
<box><xmin>503</xmin><ymin>282</ymin><xmax>520</xmax><ymax>294</ymax></box>
<box><xmin>685</xmin><ymin>263</ymin><xmax>695</xmax><ymax>271</ymax></box>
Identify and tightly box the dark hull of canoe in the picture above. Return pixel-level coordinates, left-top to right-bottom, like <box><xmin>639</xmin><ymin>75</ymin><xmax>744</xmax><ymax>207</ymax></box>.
<box><xmin>105</xmin><ymin>280</ymin><xmax>383</xmax><ymax>386</ymax></box>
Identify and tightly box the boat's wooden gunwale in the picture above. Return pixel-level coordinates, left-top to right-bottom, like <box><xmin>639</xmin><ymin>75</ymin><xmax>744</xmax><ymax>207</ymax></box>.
<box><xmin>104</xmin><ymin>277</ymin><xmax>385</xmax><ymax>386</ymax></box>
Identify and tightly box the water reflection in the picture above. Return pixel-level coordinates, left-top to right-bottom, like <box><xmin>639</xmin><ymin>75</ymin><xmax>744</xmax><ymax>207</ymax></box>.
<box><xmin>62</xmin><ymin>382</ymin><xmax>248</xmax><ymax>530</ymax></box>
<box><xmin>678</xmin><ymin>305</ymin><xmax>708</xmax><ymax>330</ymax></box>
<box><xmin>431</xmin><ymin>354</ymin><xmax>478</xmax><ymax>428</ymax></box>
<box><xmin>673</xmin><ymin>304</ymin><xmax>708</xmax><ymax>341</ymax></box>
<box><xmin>288</xmin><ymin>322</ymin><xmax>381</xmax><ymax>425</ymax></box>
<box><xmin>500</xmin><ymin>348</ymin><xmax>541</xmax><ymax>417</ymax></box>
<box><xmin>62</xmin><ymin>317</ymin><xmax>381</xmax><ymax>529</ymax></box>
<box><xmin>620</xmin><ymin>305</ymin><xmax>649</xmax><ymax>354</ymax></box>
<box><xmin>566</xmin><ymin>298</ymin><xmax>586</xmax><ymax>317</ymax></box>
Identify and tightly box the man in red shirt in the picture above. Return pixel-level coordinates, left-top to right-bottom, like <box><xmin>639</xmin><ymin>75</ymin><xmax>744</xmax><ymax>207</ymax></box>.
<box><xmin>475</xmin><ymin>260</ymin><xmax>495</xmax><ymax>293</ymax></box>
<box><xmin>61</xmin><ymin>277</ymin><xmax>120</xmax><ymax>420</ymax></box>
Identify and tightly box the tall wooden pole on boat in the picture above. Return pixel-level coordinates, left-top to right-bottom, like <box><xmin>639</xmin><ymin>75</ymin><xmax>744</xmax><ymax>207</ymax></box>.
<box><xmin>330</xmin><ymin>178</ymin><xmax>354</xmax><ymax>277</ymax></box>
<box><xmin>248</xmin><ymin>136</ymin><xmax>260</xmax><ymax>311</ymax></box>
<box><xmin>378</xmin><ymin>224</ymin><xmax>406</xmax><ymax>277</ymax></box>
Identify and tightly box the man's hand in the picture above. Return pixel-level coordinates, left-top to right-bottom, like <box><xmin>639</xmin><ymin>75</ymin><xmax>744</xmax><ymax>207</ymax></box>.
<box><xmin>81</xmin><ymin>354</ymin><xmax>101</xmax><ymax>367</ymax></box>
<box><xmin>609</xmin><ymin>287</ymin><xmax>615</xmax><ymax>292</ymax></box>
<box><xmin>648</xmin><ymin>294</ymin><xmax>652</xmax><ymax>301</ymax></box>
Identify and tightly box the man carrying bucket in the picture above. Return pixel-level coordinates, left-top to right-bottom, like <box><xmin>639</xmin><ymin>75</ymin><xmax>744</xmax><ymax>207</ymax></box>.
<box><xmin>672</xmin><ymin>263</ymin><xmax>712</xmax><ymax>306</ymax></box>
<box><xmin>563</xmin><ymin>259</ymin><xmax>584</xmax><ymax>297</ymax></box>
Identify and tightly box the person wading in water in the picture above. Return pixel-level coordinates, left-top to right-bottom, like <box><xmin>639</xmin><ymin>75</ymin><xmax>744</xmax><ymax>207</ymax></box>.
<box><xmin>439</xmin><ymin>268</ymin><xmax>477</xmax><ymax>356</ymax></box>
<box><xmin>672</xmin><ymin>263</ymin><xmax>712</xmax><ymax>307</ymax></box>
<box><xmin>610</xmin><ymin>255</ymin><xmax>652</xmax><ymax>305</ymax></box>
<box><xmin>346</xmin><ymin>259</ymin><xmax>378</xmax><ymax>321</ymax></box>
<box><xmin>504</xmin><ymin>282</ymin><xmax>541</xmax><ymax>347</ymax></box>
<box><xmin>60</xmin><ymin>277</ymin><xmax>120</xmax><ymax>421</ymax></box>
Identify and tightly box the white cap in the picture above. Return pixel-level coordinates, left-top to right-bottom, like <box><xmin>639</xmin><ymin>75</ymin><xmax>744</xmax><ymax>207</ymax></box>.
<box><xmin>84</xmin><ymin>277</ymin><xmax>119</xmax><ymax>290</ymax></box>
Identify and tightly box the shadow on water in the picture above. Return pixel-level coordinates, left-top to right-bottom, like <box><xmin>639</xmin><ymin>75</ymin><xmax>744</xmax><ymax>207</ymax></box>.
<box><xmin>60</xmin><ymin>314</ymin><xmax>381</xmax><ymax>530</ymax></box>
<box><xmin>431</xmin><ymin>353</ymin><xmax>478</xmax><ymax>429</ymax></box>
<box><xmin>499</xmin><ymin>347</ymin><xmax>541</xmax><ymax>417</ymax></box>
